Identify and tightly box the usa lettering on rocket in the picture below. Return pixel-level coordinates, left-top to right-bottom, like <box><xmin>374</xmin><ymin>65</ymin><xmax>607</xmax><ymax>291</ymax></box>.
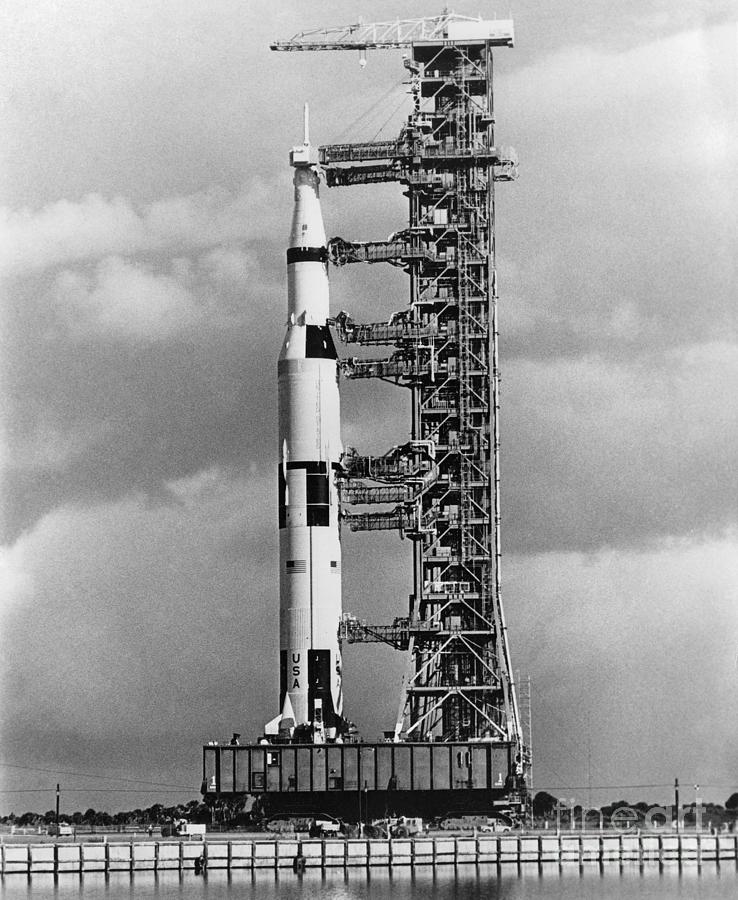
<box><xmin>265</xmin><ymin>106</ymin><xmax>345</xmax><ymax>744</ymax></box>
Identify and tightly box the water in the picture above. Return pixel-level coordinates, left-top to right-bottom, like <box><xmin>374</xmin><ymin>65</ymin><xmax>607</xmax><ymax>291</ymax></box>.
<box><xmin>2</xmin><ymin>865</ymin><xmax>737</xmax><ymax>899</ymax></box>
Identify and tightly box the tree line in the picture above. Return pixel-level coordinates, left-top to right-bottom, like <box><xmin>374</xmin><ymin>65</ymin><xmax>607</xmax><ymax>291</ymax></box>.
<box><xmin>1</xmin><ymin>799</ymin><xmax>209</xmax><ymax>829</ymax></box>
<box><xmin>533</xmin><ymin>791</ymin><xmax>738</xmax><ymax>825</ymax></box>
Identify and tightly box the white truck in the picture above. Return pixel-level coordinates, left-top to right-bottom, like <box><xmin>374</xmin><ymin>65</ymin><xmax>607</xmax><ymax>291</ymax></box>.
<box><xmin>161</xmin><ymin>819</ymin><xmax>206</xmax><ymax>838</ymax></box>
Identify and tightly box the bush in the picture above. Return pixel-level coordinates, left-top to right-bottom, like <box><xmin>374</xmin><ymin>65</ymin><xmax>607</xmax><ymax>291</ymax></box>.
<box><xmin>532</xmin><ymin>791</ymin><xmax>558</xmax><ymax>816</ymax></box>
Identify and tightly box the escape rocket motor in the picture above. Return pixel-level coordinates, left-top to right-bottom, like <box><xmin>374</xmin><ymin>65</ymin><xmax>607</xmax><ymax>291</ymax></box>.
<box><xmin>266</xmin><ymin>107</ymin><xmax>344</xmax><ymax>743</ymax></box>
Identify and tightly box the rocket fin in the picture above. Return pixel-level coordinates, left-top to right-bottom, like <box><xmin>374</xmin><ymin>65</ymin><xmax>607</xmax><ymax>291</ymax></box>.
<box><xmin>265</xmin><ymin>693</ymin><xmax>297</xmax><ymax>737</ymax></box>
<box><xmin>264</xmin><ymin>713</ymin><xmax>282</xmax><ymax>736</ymax></box>
<box><xmin>279</xmin><ymin>692</ymin><xmax>296</xmax><ymax>734</ymax></box>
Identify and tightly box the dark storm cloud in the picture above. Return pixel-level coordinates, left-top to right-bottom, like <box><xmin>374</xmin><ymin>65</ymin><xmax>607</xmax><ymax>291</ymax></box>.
<box><xmin>504</xmin><ymin>541</ymin><xmax>738</xmax><ymax>801</ymax></box>
<box><xmin>2</xmin><ymin>244</ymin><xmax>283</xmax><ymax>542</ymax></box>
<box><xmin>502</xmin><ymin>345</ymin><xmax>738</xmax><ymax>554</ymax></box>
<box><xmin>0</xmin><ymin>476</ymin><xmax>278</xmax><ymax>790</ymax></box>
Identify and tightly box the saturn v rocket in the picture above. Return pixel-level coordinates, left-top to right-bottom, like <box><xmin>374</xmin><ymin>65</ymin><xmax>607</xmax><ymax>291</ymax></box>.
<box><xmin>266</xmin><ymin>108</ymin><xmax>345</xmax><ymax>743</ymax></box>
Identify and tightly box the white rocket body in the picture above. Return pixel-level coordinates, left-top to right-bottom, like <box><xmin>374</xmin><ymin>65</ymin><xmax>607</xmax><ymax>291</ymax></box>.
<box><xmin>267</xmin><ymin>113</ymin><xmax>343</xmax><ymax>742</ymax></box>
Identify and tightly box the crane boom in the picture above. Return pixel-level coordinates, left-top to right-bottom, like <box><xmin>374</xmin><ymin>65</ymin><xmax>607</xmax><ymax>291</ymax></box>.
<box><xmin>270</xmin><ymin>13</ymin><xmax>514</xmax><ymax>52</ymax></box>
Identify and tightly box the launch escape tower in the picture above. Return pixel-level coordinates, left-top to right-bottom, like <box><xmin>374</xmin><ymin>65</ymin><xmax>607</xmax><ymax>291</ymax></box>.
<box><xmin>202</xmin><ymin>13</ymin><xmax>530</xmax><ymax>822</ymax></box>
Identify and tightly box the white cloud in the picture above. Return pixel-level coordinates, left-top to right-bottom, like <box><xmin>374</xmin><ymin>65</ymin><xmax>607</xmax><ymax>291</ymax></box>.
<box><xmin>8</xmin><ymin>418</ymin><xmax>115</xmax><ymax>473</ymax></box>
<box><xmin>0</xmin><ymin>179</ymin><xmax>280</xmax><ymax>276</ymax></box>
<box><xmin>198</xmin><ymin>245</ymin><xmax>256</xmax><ymax>287</ymax></box>
<box><xmin>496</xmin><ymin>20</ymin><xmax>736</xmax><ymax>358</ymax></box>
<box><xmin>508</xmin><ymin>22</ymin><xmax>735</xmax><ymax>172</ymax></box>
<box><xmin>0</xmin><ymin>548</ymin><xmax>33</xmax><ymax>612</ymax></box>
<box><xmin>51</xmin><ymin>255</ymin><xmax>202</xmax><ymax>339</ymax></box>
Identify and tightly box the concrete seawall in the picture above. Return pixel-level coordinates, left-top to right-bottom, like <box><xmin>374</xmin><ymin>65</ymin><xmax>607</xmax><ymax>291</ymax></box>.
<box><xmin>1</xmin><ymin>833</ymin><xmax>736</xmax><ymax>875</ymax></box>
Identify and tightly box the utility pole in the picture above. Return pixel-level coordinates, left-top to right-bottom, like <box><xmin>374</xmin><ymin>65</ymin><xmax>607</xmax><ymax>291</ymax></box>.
<box><xmin>587</xmin><ymin>708</ymin><xmax>592</xmax><ymax>810</ymax></box>
<box><xmin>694</xmin><ymin>783</ymin><xmax>701</xmax><ymax>832</ymax></box>
<box><xmin>526</xmin><ymin>673</ymin><xmax>533</xmax><ymax>827</ymax></box>
<box><xmin>674</xmin><ymin>777</ymin><xmax>680</xmax><ymax>833</ymax></box>
<box><xmin>55</xmin><ymin>783</ymin><xmax>60</xmax><ymax>828</ymax></box>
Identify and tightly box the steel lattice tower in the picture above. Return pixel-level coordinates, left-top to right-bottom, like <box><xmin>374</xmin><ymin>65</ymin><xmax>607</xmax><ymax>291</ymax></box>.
<box><xmin>272</xmin><ymin>13</ymin><xmax>528</xmax><ymax>772</ymax></box>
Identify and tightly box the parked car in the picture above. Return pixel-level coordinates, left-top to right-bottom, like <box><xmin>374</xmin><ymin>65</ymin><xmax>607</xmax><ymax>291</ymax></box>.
<box><xmin>310</xmin><ymin>814</ymin><xmax>343</xmax><ymax>837</ymax></box>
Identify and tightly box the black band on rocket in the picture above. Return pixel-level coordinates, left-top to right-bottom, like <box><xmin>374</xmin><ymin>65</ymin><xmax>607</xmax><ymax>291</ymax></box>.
<box><xmin>284</xmin><ymin>461</ymin><xmax>341</xmax><ymax>472</ymax></box>
<box><xmin>305</xmin><ymin>325</ymin><xmax>338</xmax><ymax>360</ymax></box>
<box><xmin>278</xmin><ymin>462</ymin><xmax>330</xmax><ymax>529</ymax></box>
<box><xmin>286</xmin><ymin>461</ymin><xmax>327</xmax><ymax>473</ymax></box>
<box><xmin>287</xmin><ymin>246</ymin><xmax>329</xmax><ymax>263</ymax></box>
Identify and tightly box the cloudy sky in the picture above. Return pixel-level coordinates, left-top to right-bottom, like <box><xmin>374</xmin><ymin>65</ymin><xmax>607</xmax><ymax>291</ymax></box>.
<box><xmin>1</xmin><ymin>0</ymin><xmax>736</xmax><ymax>816</ymax></box>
